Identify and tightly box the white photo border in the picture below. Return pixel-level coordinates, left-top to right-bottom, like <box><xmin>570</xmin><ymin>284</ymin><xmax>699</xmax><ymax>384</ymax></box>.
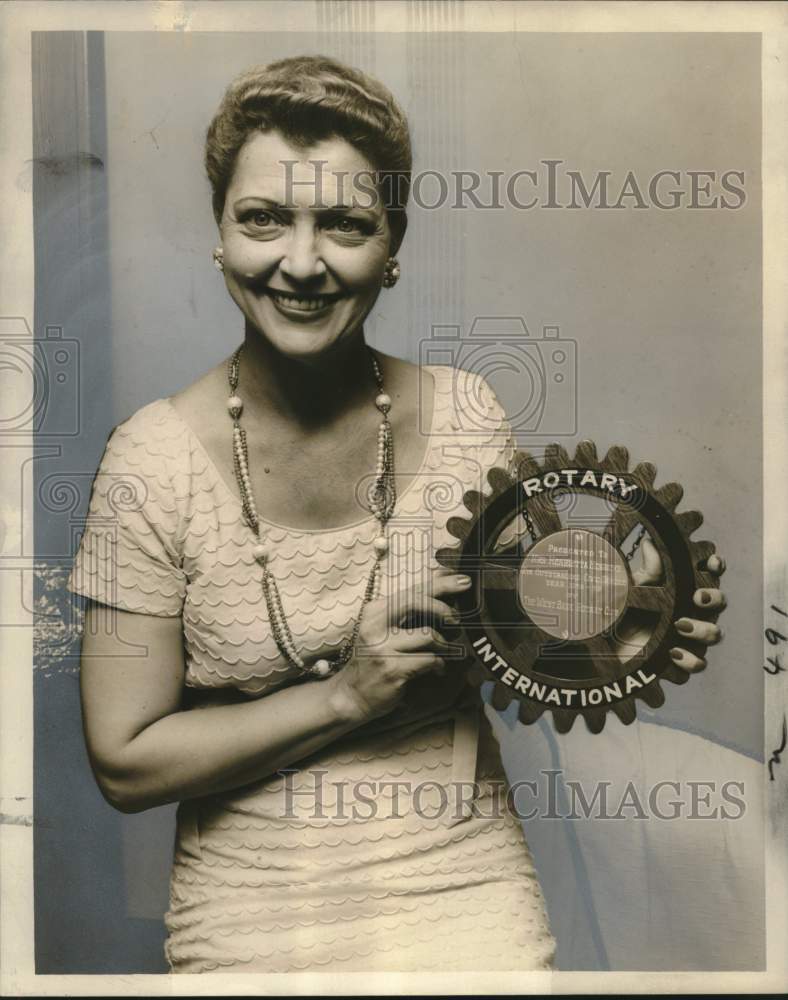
<box><xmin>0</xmin><ymin>1</ymin><xmax>785</xmax><ymax>995</ymax></box>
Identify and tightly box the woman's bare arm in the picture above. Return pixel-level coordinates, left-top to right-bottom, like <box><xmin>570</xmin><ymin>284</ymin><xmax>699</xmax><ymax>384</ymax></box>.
<box><xmin>79</xmin><ymin>572</ymin><xmax>468</xmax><ymax>813</ymax></box>
<box><xmin>80</xmin><ymin>604</ymin><xmax>369</xmax><ymax>812</ymax></box>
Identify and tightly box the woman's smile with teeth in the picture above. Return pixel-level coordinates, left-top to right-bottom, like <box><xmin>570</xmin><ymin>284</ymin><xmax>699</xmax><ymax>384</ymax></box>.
<box><xmin>267</xmin><ymin>289</ymin><xmax>340</xmax><ymax>312</ymax></box>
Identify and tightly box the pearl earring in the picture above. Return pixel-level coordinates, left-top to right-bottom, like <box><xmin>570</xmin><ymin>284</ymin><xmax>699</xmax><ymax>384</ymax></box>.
<box><xmin>213</xmin><ymin>247</ymin><xmax>224</xmax><ymax>272</ymax></box>
<box><xmin>382</xmin><ymin>257</ymin><xmax>400</xmax><ymax>288</ymax></box>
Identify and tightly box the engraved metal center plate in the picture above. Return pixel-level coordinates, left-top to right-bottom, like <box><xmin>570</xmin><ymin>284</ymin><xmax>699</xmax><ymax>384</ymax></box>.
<box><xmin>517</xmin><ymin>528</ymin><xmax>630</xmax><ymax>641</ymax></box>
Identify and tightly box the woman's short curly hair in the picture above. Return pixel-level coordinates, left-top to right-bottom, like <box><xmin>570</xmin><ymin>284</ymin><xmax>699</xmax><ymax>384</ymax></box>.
<box><xmin>205</xmin><ymin>55</ymin><xmax>412</xmax><ymax>237</ymax></box>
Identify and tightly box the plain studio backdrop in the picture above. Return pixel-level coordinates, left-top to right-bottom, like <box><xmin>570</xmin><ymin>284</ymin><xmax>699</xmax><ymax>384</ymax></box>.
<box><xmin>31</xmin><ymin>28</ymin><xmax>763</xmax><ymax>972</ymax></box>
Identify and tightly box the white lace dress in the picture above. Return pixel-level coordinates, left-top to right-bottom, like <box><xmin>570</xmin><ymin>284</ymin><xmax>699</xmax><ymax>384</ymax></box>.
<box><xmin>68</xmin><ymin>364</ymin><xmax>556</xmax><ymax>974</ymax></box>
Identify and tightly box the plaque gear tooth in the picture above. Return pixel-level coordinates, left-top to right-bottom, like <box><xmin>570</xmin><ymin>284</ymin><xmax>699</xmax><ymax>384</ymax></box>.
<box><xmin>670</xmin><ymin>634</ymin><xmax>707</xmax><ymax>661</ymax></box>
<box><xmin>552</xmin><ymin>708</ymin><xmax>578</xmax><ymax>734</ymax></box>
<box><xmin>490</xmin><ymin>684</ymin><xmax>513</xmax><ymax>712</ymax></box>
<box><xmin>544</xmin><ymin>443</ymin><xmax>572</xmax><ymax>470</ymax></box>
<box><xmin>518</xmin><ymin>701</ymin><xmax>546</xmax><ymax>725</ymax></box>
<box><xmin>663</xmin><ymin>661</ymin><xmax>690</xmax><ymax>685</ymax></box>
<box><xmin>487</xmin><ymin>466</ymin><xmax>514</xmax><ymax>495</ymax></box>
<box><xmin>447</xmin><ymin>440</ymin><xmax>724</xmax><ymax>733</ymax></box>
<box><xmin>638</xmin><ymin>680</ymin><xmax>666</xmax><ymax>709</ymax></box>
<box><xmin>574</xmin><ymin>439</ymin><xmax>599</xmax><ymax>467</ymax></box>
<box><xmin>690</xmin><ymin>539</ymin><xmax>717</xmax><ymax>574</ymax></box>
<box><xmin>631</xmin><ymin>461</ymin><xmax>657</xmax><ymax>488</ymax></box>
<box><xmin>584</xmin><ymin>708</ymin><xmax>608</xmax><ymax>734</ymax></box>
<box><xmin>611</xmin><ymin>700</ymin><xmax>637</xmax><ymax>726</ymax></box>
<box><xmin>462</xmin><ymin>489</ymin><xmax>486</xmax><ymax>516</ymax></box>
<box><xmin>514</xmin><ymin>451</ymin><xmax>542</xmax><ymax>480</ymax></box>
<box><xmin>435</xmin><ymin>545</ymin><xmax>463</xmax><ymax>573</ymax></box>
<box><xmin>676</xmin><ymin>510</ymin><xmax>703</xmax><ymax>536</ymax></box>
<box><xmin>654</xmin><ymin>481</ymin><xmax>684</xmax><ymax>511</ymax></box>
<box><xmin>601</xmin><ymin>445</ymin><xmax>630</xmax><ymax>472</ymax></box>
<box><xmin>690</xmin><ymin>544</ymin><xmax>721</xmax><ymax>610</ymax></box>
<box><xmin>446</xmin><ymin>515</ymin><xmax>474</xmax><ymax>543</ymax></box>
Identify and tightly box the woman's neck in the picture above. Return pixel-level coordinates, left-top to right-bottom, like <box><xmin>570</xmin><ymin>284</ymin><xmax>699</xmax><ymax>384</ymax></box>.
<box><xmin>238</xmin><ymin>324</ymin><xmax>379</xmax><ymax>429</ymax></box>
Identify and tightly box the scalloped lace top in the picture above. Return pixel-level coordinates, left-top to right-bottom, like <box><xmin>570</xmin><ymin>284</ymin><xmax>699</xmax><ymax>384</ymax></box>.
<box><xmin>68</xmin><ymin>364</ymin><xmax>520</xmax><ymax>699</ymax></box>
<box><xmin>67</xmin><ymin>363</ymin><xmax>556</xmax><ymax>974</ymax></box>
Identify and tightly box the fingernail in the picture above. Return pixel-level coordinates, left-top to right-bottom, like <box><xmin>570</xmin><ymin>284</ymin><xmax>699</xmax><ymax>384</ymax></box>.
<box><xmin>669</xmin><ymin>648</ymin><xmax>684</xmax><ymax>662</ymax></box>
<box><xmin>455</xmin><ymin>575</ymin><xmax>472</xmax><ymax>588</ymax></box>
<box><xmin>675</xmin><ymin>618</ymin><xmax>693</xmax><ymax>635</ymax></box>
<box><xmin>447</xmin><ymin>612</ymin><xmax>461</xmax><ymax>625</ymax></box>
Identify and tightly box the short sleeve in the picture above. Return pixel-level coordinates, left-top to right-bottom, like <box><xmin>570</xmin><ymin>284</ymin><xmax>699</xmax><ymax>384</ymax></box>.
<box><xmin>68</xmin><ymin>410</ymin><xmax>187</xmax><ymax>617</ymax></box>
<box><xmin>472</xmin><ymin>372</ymin><xmax>518</xmax><ymax>472</ymax></box>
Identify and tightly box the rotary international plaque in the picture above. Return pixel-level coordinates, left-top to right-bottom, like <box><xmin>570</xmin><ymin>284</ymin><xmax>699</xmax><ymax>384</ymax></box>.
<box><xmin>436</xmin><ymin>441</ymin><xmax>725</xmax><ymax>734</ymax></box>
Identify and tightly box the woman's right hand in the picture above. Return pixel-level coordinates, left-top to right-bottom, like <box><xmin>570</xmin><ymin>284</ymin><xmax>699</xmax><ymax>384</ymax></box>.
<box><xmin>327</xmin><ymin>567</ymin><xmax>474</xmax><ymax>723</ymax></box>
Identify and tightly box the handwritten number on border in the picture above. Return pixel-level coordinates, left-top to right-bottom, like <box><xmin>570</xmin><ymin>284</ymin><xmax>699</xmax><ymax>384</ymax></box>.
<box><xmin>765</xmin><ymin>606</ymin><xmax>787</xmax><ymax>780</ymax></box>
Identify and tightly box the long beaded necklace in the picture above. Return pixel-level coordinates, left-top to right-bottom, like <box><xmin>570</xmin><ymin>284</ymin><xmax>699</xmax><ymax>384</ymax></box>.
<box><xmin>227</xmin><ymin>344</ymin><xmax>396</xmax><ymax>679</ymax></box>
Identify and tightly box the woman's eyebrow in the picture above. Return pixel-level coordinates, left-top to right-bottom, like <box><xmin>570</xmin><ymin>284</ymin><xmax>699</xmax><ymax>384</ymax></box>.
<box><xmin>232</xmin><ymin>196</ymin><xmax>291</xmax><ymax>212</ymax></box>
<box><xmin>233</xmin><ymin>195</ymin><xmax>377</xmax><ymax>215</ymax></box>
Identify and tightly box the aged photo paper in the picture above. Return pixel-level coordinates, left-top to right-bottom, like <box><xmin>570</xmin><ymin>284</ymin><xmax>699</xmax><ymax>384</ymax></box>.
<box><xmin>1</xmin><ymin>1</ymin><xmax>786</xmax><ymax>995</ymax></box>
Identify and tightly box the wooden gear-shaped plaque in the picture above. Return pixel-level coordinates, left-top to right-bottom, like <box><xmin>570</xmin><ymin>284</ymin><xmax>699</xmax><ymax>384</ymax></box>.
<box><xmin>436</xmin><ymin>441</ymin><xmax>725</xmax><ymax>734</ymax></box>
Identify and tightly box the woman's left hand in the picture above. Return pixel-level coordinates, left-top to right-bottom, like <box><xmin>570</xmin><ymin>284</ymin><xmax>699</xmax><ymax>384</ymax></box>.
<box><xmin>613</xmin><ymin>540</ymin><xmax>726</xmax><ymax>670</ymax></box>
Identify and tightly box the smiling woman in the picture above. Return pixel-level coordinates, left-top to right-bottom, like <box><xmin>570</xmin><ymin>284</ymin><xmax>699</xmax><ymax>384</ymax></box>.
<box><xmin>219</xmin><ymin>129</ymin><xmax>393</xmax><ymax>359</ymax></box>
<box><xmin>66</xmin><ymin>54</ymin><xmax>725</xmax><ymax>975</ymax></box>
